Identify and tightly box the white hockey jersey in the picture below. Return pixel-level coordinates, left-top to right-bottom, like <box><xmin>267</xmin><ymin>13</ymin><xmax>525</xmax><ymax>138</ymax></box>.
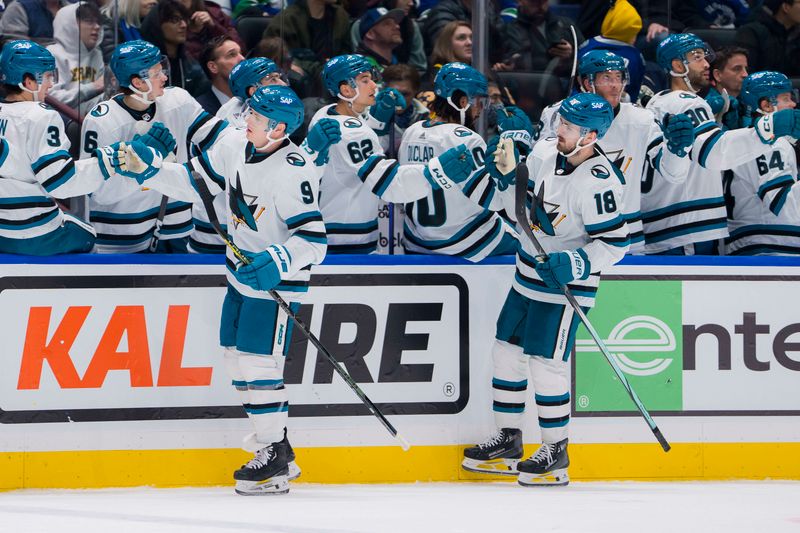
<box><xmin>308</xmin><ymin>104</ymin><xmax>432</xmax><ymax>254</ymax></box>
<box><xmin>216</xmin><ymin>96</ymin><xmax>247</xmax><ymax>127</ymax></box>
<box><xmin>642</xmin><ymin>90</ymin><xmax>775</xmax><ymax>254</ymax></box>
<box><xmin>724</xmin><ymin>137</ymin><xmax>800</xmax><ymax>255</ymax></box>
<box><xmin>538</xmin><ymin>100</ymin><xmax>690</xmax><ymax>253</ymax></box>
<box><xmin>141</xmin><ymin>131</ymin><xmax>327</xmax><ymax>301</ymax></box>
<box><xmin>81</xmin><ymin>88</ymin><xmax>228</xmax><ymax>253</ymax></box>
<box><xmin>500</xmin><ymin>139</ymin><xmax>630</xmax><ymax>308</ymax></box>
<box><xmin>0</xmin><ymin>100</ymin><xmax>107</xmax><ymax>239</ymax></box>
<box><xmin>399</xmin><ymin>120</ymin><xmax>515</xmax><ymax>261</ymax></box>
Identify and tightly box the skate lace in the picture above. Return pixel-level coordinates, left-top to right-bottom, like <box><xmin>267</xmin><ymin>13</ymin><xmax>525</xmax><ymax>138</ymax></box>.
<box><xmin>478</xmin><ymin>430</ymin><xmax>505</xmax><ymax>450</ymax></box>
<box><xmin>245</xmin><ymin>446</ymin><xmax>275</xmax><ymax>469</ymax></box>
<box><xmin>531</xmin><ymin>443</ymin><xmax>556</xmax><ymax>463</ymax></box>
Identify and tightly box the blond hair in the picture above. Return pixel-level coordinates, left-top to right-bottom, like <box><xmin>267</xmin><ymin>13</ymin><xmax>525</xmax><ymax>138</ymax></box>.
<box><xmin>430</xmin><ymin>20</ymin><xmax>471</xmax><ymax>66</ymax></box>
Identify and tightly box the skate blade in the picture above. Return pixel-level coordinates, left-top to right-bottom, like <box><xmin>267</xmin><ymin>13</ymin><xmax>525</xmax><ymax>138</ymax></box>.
<box><xmin>461</xmin><ymin>457</ymin><xmax>520</xmax><ymax>476</ymax></box>
<box><xmin>288</xmin><ymin>461</ymin><xmax>301</xmax><ymax>482</ymax></box>
<box><xmin>517</xmin><ymin>468</ymin><xmax>569</xmax><ymax>487</ymax></box>
<box><xmin>234</xmin><ymin>475</ymin><xmax>289</xmax><ymax>496</ymax></box>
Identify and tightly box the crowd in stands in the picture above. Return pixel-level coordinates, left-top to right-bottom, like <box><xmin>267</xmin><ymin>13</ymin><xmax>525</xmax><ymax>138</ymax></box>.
<box><xmin>0</xmin><ymin>0</ymin><xmax>798</xmax><ymax>257</ymax></box>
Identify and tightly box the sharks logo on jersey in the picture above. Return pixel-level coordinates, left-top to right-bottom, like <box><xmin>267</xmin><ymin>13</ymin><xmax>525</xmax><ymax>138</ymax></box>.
<box><xmin>343</xmin><ymin>118</ymin><xmax>361</xmax><ymax>128</ymax></box>
<box><xmin>529</xmin><ymin>182</ymin><xmax>562</xmax><ymax>236</ymax></box>
<box><xmin>90</xmin><ymin>103</ymin><xmax>109</xmax><ymax>117</ymax></box>
<box><xmin>229</xmin><ymin>172</ymin><xmax>261</xmax><ymax>231</ymax></box>
<box><xmin>454</xmin><ymin>127</ymin><xmax>472</xmax><ymax>137</ymax></box>
<box><xmin>286</xmin><ymin>152</ymin><xmax>306</xmax><ymax>167</ymax></box>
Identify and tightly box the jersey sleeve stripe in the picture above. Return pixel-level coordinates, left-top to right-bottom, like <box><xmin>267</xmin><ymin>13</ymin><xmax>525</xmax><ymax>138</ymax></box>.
<box><xmin>477</xmin><ymin>181</ymin><xmax>495</xmax><ymax>208</ymax></box>
<box><xmin>697</xmin><ymin>129</ymin><xmax>724</xmax><ymax>168</ymax></box>
<box><xmin>286</xmin><ymin>211</ymin><xmax>323</xmax><ymax>229</ymax></box>
<box><xmin>585</xmin><ymin>215</ymin><xmax>625</xmax><ymax>235</ymax></box>
<box><xmin>31</xmin><ymin>151</ymin><xmax>71</xmax><ymax>174</ymax></box>
<box><xmin>462</xmin><ymin>171</ymin><xmax>486</xmax><ymax>197</ymax></box>
<box><xmin>769</xmin><ymin>186</ymin><xmax>791</xmax><ymax>216</ymax></box>
<box><xmin>197</xmin><ymin>120</ymin><xmax>228</xmax><ymax>152</ymax></box>
<box><xmin>197</xmin><ymin>152</ymin><xmax>226</xmax><ymax>189</ymax></box>
<box><xmin>187</xmin><ymin>112</ymin><xmax>213</xmax><ymax>143</ymax></box>
<box><xmin>357</xmin><ymin>155</ymin><xmax>384</xmax><ymax>182</ymax></box>
<box><xmin>294</xmin><ymin>229</ymin><xmax>328</xmax><ymax>244</ymax></box>
<box><xmin>596</xmin><ymin>234</ymin><xmax>631</xmax><ymax>247</ymax></box>
<box><xmin>41</xmin><ymin>161</ymin><xmax>76</xmax><ymax>192</ymax></box>
<box><xmin>757</xmin><ymin>175</ymin><xmax>794</xmax><ymax>200</ymax></box>
<box><xmin>646</xmin><ymin>136</ymin><xmax>663</xmax><ymax>152</ymax></box>
<box><xmin>0</xmin><ymin>139</ymin><xmax>9</xmax><ymax>167</ymax></box>
<box><xmin>371</xmin><ymin>161</ymin><xmax>399</xmax><ymax>197</ymax></box>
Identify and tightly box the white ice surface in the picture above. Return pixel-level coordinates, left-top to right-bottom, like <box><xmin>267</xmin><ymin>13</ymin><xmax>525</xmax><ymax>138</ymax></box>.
<box><xmin>2</xmin><ymin>481</ymin><xmax>800</xmax><ymax>533</ymax></box>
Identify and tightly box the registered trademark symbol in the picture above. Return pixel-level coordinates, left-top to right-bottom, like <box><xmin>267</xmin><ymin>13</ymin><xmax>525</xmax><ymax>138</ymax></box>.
<box><xmin>578</xmin><ymin>395</ymin><xmax>589</xmax><ymax>408</ymax></box>
<box><xmin>443</xmin><ymin>382</ymin><xmax>455</xmax><ymax>397</ymax></box>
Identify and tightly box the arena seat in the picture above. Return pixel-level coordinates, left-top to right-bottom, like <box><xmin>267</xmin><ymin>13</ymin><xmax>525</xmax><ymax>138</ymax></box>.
<box><xmin>685</xmin><ymin>28</ymin><xmax>737</xmax><ymax>51</ymax></box>
<box><xmin>236</xmin><ymin>16</ymin><xmax>272</xmax><ymax>53</ymax></box>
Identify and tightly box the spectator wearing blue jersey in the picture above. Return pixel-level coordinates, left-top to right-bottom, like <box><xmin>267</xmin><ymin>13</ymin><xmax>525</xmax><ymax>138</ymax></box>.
<box><xmin>100</xmin><ymin>0</ymin><xmax>157</xmax><ymax>62</ymax></box>
<box><xmin>578</xmin><ymin>0</ymin><xmax>645</xmax><ymax>102</ymax></box>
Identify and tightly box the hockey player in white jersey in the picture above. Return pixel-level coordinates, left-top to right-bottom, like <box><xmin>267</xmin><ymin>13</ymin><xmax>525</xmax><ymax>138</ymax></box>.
<box><xmin>117</xmin><ymin>85</ymin><xmax>332</xmax><ymax>495</ymax></box>
<box><xmin>400</xmin><ymin>62</ymin><xmax>519</xmax><ymax>260</ymax></box>
<box><xmin>217</xmin><ymin>57</ymin><xmax>286</xmax><ymax>126</ymax></box>
<box><xmin>81</xmin><ymin>40</ymin><xmax>230</xmax><ymax>253</ymax></box>
<box><xmin>642</xmin><ymin>33</ymin><xmax>800</xmax><ymax>255</ymax></box>
<box><xmin>0</xmin><ymin>40</ymin><xmax>138</xmax><ymax>255</ymax></box>
<box><xmin>725</xmin><ymin>71</ymin><xmax>800</xmax><ymax>255</ymax></box>
<box><xmin>463</xmin><ymin>93</ymin><xmax>629</xmax><ymax>487</ymax></box>
<box><xmin>310</xmin><ymin>54</ymin><xmax>476</xmax><ymax>254</ymax></box>
<box><xmin>537</xmin><ymin>50</ymin><xmax>695</xmax><ymax>253</ymax></box>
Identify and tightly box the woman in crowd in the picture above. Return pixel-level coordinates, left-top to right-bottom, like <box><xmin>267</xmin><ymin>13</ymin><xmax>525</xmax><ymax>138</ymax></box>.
<box><xmin>100</xmin><ymin>0</ymin><xmax>158</xmax><ymax>62</ymax></box>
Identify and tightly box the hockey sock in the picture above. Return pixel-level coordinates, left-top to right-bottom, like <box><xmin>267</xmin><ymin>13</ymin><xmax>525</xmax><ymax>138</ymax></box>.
<box><xmin>529</xmin><ymin>355</ymin><xmax>570</xmax><ymax>443</ymax></box>
<box><xmin>238</xmin><ymin>351</ymin><xmax>288</xmax><ymax>446</ymax></box>
<box><xmin>491</xmin><ymin>340</ymin><xmax>529</xmax><ymax>429</ymax></box>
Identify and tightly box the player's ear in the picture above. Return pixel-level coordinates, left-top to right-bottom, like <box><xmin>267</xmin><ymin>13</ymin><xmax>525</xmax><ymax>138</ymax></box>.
<box><xmin>207</xmin><ymin>60</ymin><xmax>219</xmax><ymax>76</ymax></box>
<box><xmin>458</xmin><ymin>95</ymin><xmax>468</xmax><ymax>108</ymax></box>
<box><xmin>670</xmin><ymin>58</ymin><xmax>685</xmax><ymax>74</ymax></box>
<box><xmin>758</xmin><ymin>99</ymin><xmax>773</xmax><ymax>114</ymax></box>
<box><xmin>22</xmin><ymin>74</ymin><xmax>38</xmax><ymax>92</ymax></box>
<box><xmin>130</xmin><ymin>75</ymin><xmax>147</xmax><ymax>93</ymax></box>
<box><xmin>580</xmin><ymin>77</ymin><xmax>591</xmax><ymax>93</ymax></box>
<box><xmin>273</xmin><ymin>122</ymin><xmax>287</xmax><ymax>136</ymax></box>
<box><xmin>339</xmin><ymin>82</ymin><xmax>355</xmax><ymax>99</ymax></box>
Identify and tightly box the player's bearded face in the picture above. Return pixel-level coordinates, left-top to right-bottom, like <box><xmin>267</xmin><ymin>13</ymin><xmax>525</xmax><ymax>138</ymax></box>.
<box><xmin>684</xmin><ymin>49</ymin><xmax>710</xmax><ymax>90</ymax></box>
<box><xmin>556</xmin><ymin>117</ymin><xmax>582</xmax><ymax>154</ymax></box>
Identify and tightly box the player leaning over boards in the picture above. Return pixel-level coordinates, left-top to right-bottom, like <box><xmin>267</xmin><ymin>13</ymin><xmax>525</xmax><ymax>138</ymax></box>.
<box><xmin>462</xmin><ymin>94</ymin><xmax>630</xmax><ymax>487</ymax></box>
<box><xmin>641</xmin><ymin>33</ymin><xmax>800</xmax><ymax>255</ymax></box>
<box><xmin>724</xmin><ymin>71</ymin><xmax>800</xmax><ymax>255</ymax></box>
<box><xmin>537</xmin><ymin>50</ymin><xmax>695</xmax><ymax>253</ymax></box>
<box><xmin>81</xmin><ymin>40</ymin><xmax>229</xmax><ymax>253</ymax></box>
<box><xmin>0</xmin><ymin>40</ymin><xmax>145</xmax><ymax>255</ymax></box>
<box><xmin>399</xmin><ymin>63</ymin><xmax>519</xmax><ymax>260</ymax></box>
<box><xmin>113</xmin><ymin>85</ymin><xmax>338</xmax><ymax>495</ymax></box>
<box><xmin>310</xmin><ymin>54</ymin><xmax>476</xmax><ymax>254</ymax></box>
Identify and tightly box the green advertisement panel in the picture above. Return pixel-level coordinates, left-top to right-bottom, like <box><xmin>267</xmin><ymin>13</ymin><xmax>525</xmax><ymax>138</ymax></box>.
<box><xmin>574</xmin><ymin>280</ymin><xmax>682</xmax><ymax>412</ymax></box>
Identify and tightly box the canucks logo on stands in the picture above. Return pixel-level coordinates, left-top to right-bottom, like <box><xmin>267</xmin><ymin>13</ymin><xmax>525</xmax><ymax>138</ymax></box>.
<box><xmin>229</xmin><ymin>172</ymin><xmax>261</xmax><ymax>231</ymax></box>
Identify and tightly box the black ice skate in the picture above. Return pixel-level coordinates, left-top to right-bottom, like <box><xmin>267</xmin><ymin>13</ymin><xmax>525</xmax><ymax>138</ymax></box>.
<box><xmin>234</xmin><ymin>442</ymin><xmax>289</xmax><ymax>495</ymax></box>
<box><xmin>517</xmin><ymin>438</ymin><xmax>569</xmax><ymax>487</ymax></box>
<box><xmin>462</xmin><ymin>428</ymin><xmax>523</xmax><ymax>476</ymax></box>
<box><xmin>279</xmin><ymin>429</ymin><xmax>301</xmax><ymax>481</ymax></box>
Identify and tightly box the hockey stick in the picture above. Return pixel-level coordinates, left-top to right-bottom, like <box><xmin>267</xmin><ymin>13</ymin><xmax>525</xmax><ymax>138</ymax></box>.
<box><xmin>513</xmin><ymin>162</ymin><xmax>670</xmax><ymax>452</ymax></box>
<box><xmin>387</xmin><ymin>114</ymin><xmax>396</xmax><ymax>255</ymax></box>
<box><xmin>191</xmin><ymin>171</ymin><xmax>411</xmax><ymax>451</ymax></box>
<box><xmin>565</xmin><ymin>25</ymin><xmax>579</xmax><ymax>97</ymax></box>
<box><xmin>148</xmin><ymin>196</ymin><xmax>169</xmax><ymax>252</ymax></box>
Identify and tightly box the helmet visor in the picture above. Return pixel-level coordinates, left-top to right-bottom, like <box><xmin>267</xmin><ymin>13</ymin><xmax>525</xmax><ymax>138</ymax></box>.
<box><xmin>260</xmin><ymin>71</ymin><xmax>288</xmax><ymax>87</ymax></box>
<box><xmin>684</xmin><ymin>47</ymin><xmax>714</xmax><ymax>65</ymax></box>
<box><xmin>592</xmin><ymin>69</ymin><xmax>628</xmax><ymax>88</ymax></box>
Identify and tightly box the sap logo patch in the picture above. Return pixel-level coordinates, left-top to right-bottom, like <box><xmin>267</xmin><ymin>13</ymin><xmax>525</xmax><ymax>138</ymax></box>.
<box><xmin>454</xmin><ymin>127</ymin><xmax>472</xmax><ymax>137</ymax></box>
<box><xmin>90</xmin><ymin>103</ymin><xmax>109</xmax><ymax>117</ymax></box>
<box><xmin>591</xmin><ymin>164</ymin><xmax>610</xmax><ymax>179</ymax></box>
<box><xmin>343</xmin><ymin>118</ymin><xmax>361</xmax><ymax>129</ymax></box>
<box><xmin>286</xmin><ymin>152</ymin><xmax>306</xmax><ymax>167</ymax></box>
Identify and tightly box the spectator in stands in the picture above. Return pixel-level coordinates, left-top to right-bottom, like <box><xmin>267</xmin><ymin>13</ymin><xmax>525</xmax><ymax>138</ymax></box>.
<box><xmin>426</xmin><ymin>20</ymin><xmax>471</xmax><ymax>87</ymax></box>
<box><xmin>420</xmin><ymin>0</ymin><xmax>503</xmax><ymax>61</ymax></box>
<box><xmin>356</xmin><ymin>7</ymin><xmax>404</xmax><ymax>71</ymax></box>
<box><xmin>47</xmin><ymin>2</ymin><xmax>106</xmax><ymax>118</ymax></box>
<box><xmin>736</xmin><ymin>0</ymin><xmax>800</xmax><ymax>76</ymax></box>
<box><xmin>263</xmin><ymin>0</ymin><xmax>352</xmax><ymax>88</ymax></box>
<box><xmin>382</xmin><ymin>63</ymin><xmax>429</xmax><ymax>152</ymax></box>
<box><xmin>196</xmin><ymin>36</ymin><xmax>244</xmax><ymax>114</ymax></box>
<box><xmin>0</xmin><ymin>0</ymin><xmax>69</xmax><ymax>45</ymax></box>
<box><xmin>704</xmin><ymin>46</ymin><xmax>748</xmax><ymax>129</ymax></box>
<box><xmin>141</xmin><ymin>0</ymin><xmax>210</xmax><ymax>97</ymax></box>
<box><xmin>176</xmin><ymin>0</ymin><xmax>243</xmax><ymax>61</ymax></box>
<box><xmin>350</xmin><ymin>0</ymin><xmax>427</xmax><ymax>75</ymax></box>
<box><xmin>255</xmin><ymin>36</ymin><xmax>313</xmax><ymax>99</ymax></box>
<box><xmin>100</xmin><ymin>0</ymin><xmax>157</xmax><ymax>62</ymax></box>
<box><xmin>231</xmin><ymin>0</ymin><xmax>282</xmax><ymax>19</ymax></box>
<box><xmin>578</xmin><ymin>0</ymin><xmax>645</xmax><ymax>102</ymax></box>
<box><xmin>499</xmin><ymin>0</ymin><xmax>584</xmax><ymax>74</ymax></box>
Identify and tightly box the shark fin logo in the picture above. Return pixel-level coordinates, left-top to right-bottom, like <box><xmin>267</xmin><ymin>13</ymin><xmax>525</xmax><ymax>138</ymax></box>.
<box><xmin>229</xmin><ymin>172</ymin><xmax>262</xmax><ymax>231</ymax></box>
<box><xmin>529</xmin><ymin>181</ymin><xmax>562</xmax><ymax>236</ymax></box>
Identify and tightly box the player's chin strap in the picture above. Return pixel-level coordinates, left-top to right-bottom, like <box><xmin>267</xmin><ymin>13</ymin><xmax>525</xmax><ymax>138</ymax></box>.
<box><xmin>560</xmin><ymin>131</ymin><xmax>598</xmax><ymax>158</ymax></box>
<box><xmin>18</xmin><ymin>82</ymin><xmax>42</xmax><ymax>102</ymax></box>
<box><xmin>128</xmin><ymin>78</ymin><xmax>157</xmax><ymax>105</ymax></box>
<box><xmin>669</xmin><ymin>62</ymin><xmax>697</xmax><ymax>94</ymax></box>
<box><xmin>446</xmin><ymin>96</ymin><xmax>470</xmax><ymax>125</ymax></box>
<box><xmin>337</xmin><ymin>79</ymin><xmax>361</xmax><ymax>111</ymax></box>
<box><xmin>253</xmin><ymin>119</ymin><xmax>287</xmax><ymax>151</ymax></box>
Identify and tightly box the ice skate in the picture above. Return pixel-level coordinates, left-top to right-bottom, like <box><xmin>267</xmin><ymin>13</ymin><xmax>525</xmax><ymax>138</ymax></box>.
<box><xmin>234</xmin><ymin>442</ymin><xmax>289</xmax><ymax>495</ymax></box>
<box><xmin>517</xmin><ymin>438</ymin><xmax>569</xmax><ymax>487</ymax></box>
<box><xmin>279</xmin><ymin>429</ymin><xmax>301</xmax><ymax>481</ymax></box>
<box><xmin>462</xmin><ymin>428</ymin><xmax>523</xmax><ymax>476</ymax></box>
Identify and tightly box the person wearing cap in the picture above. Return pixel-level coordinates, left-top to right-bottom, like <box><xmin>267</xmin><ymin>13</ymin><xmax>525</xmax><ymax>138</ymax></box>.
<box><xmin>355</xmin><ymin>7</ymin><xmax>404</xmax><ymax>72</ymax></box>
<box><xmin>577</xmin><ymin>0</ymin><xmax>645</xmax><ymax>102</ymax></box>
<box><xmin>350</xmin><ymin>0</ymin><xmax>427</xmax><ymax>75</ymax></box>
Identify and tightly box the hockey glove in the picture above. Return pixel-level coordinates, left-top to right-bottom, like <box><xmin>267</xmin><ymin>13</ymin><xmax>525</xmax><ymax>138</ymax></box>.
<box><xmin>424</xmin><ymin>144</ymin><xmax>474</xmax><ymax>189</ymax></box>
<box><xmin>534</xmin><ymin>249</ymin><xmax>591</xmax><ymax>289</ymax></box>
<box><xmin>755</xmin><ymin>109</ymin><xmax>800</xmax><ymax>144</ymax></box>
<box><xmin>133</xmin><ymin>122</ymin><xmax>176</xmax><ymax>159</ymax></box>
<box><xmin>484</xmin><ymin>135</ymin><xmax>518</xmax><ymax>190</ymax></box>
<box><xmin>661</xmin><ymin>113</ymin><xmax>695</xmax><ymax>157</ymax></box>
<box><xmin>303</xmin><ymin>118</ymin><xmax>342</xmax><ymax>166</ymax></box>
<box><xmin>369</xmin><ymin>88</ymin><xmax>406</xmax><ymax>134</ymax></box>
<box><xmin>95</xmin><ymin>142</ymin><xmax>126</xmax><ymax>179</ymax></box>
<box><xmin>704</xmin><ymin>87</ymin><xmax>725</xmax><ymax>115</ymax></box>
<box><xmin>118</xmin><ymin>140</ymin><xmax>163</xmax><ymax>184</ymax></box>
<box><xmin>233</xmin><ymin>251</ymin><xmax>282</xmax><ymax>292</ymax></box>
<box><xmin>721</xmin><ymin>96</ymin><xmax>740</xmax><ymax>131</ymax></box>
<box><xmin>497</xmin><ymin>105</ymin><xmax>534</xmax><ymax>154</ymax></box>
